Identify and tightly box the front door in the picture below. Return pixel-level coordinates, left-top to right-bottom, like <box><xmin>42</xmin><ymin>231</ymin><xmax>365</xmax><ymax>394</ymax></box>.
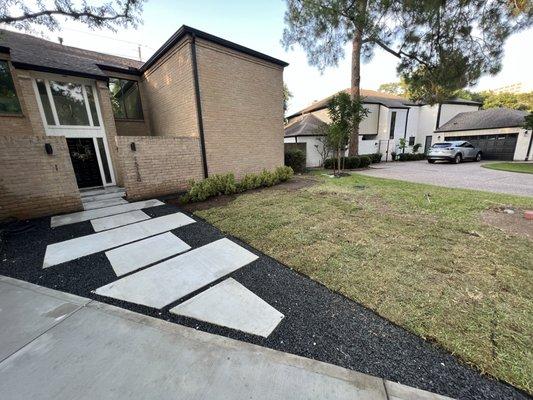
<box><xmin>424</xmin><ymin>135</ymin><xmax>433</xmax><ymax>153</ymax></box>
<box><xmin>32</xmin><ymin>73</ymin><xmax>116</xmax><ymax>188</ymax></box>
<box><xmin>67</xmin><ymin>138</ymin><xmax>103</xmax><ymax>188</ymax></box>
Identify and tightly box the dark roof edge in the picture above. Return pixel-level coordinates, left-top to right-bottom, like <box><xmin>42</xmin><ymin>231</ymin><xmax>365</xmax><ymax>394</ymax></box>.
<box><xmin>96</xmin><ymin>64</ymin><xmax>141</xmax><ymax>76</ymax></box>
<box><xmin>11</xmin><ymin>61</ymin><xmax>108</xmax><ymax>81</ymax></box>
<box><xmin>141</xmin><ymin>25</ymin><xmax>289</xmax><ymax>72</ymax></box>
<box><xmin>285</xmin><ymin>133</ymin><xmax>324</xmax><ymax>138</ymax></box>
<box><xmin>435</xmin><ymin>125</ymin><xmax>523</xmax><ymax>133</ymax></box>
<box><xmin>287</xmin><ymin>101</ymin><xmax>409</xmax><ymax>120</ymax></box>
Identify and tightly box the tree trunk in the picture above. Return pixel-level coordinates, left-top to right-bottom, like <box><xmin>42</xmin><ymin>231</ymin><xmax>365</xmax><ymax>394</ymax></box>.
<box><xmin>348</xmin><ymin>0</ymin><xmax>366</xmax><ymax>156</ymax></box>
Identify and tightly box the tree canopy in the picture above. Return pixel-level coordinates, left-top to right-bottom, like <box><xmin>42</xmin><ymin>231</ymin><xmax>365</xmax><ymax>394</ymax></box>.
<box><xmin>0</xmin><ymin>0</ymin><xmax>144</xmax><ymax>32</ymax></box>
<box><xmin>283</xmin><ymin>1</ymin><xmax>532</xmax><ymax>104</ymax></box>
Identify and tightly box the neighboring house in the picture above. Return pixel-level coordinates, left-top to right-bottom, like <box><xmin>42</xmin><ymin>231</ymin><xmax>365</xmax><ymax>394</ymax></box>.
<box><xmin>284</xmin><ymin>89</ymin><xmax>480</xmax><ymax>167</ymax></box>
<box><xmin>0</xmin><ymin>26</ymin><xmax>287</xmax><ymax>220</ymax></box>
<box><xmin>435</xmin><ymin>108</ymin><xmax>532</xmax><ymax>161</ymax></box>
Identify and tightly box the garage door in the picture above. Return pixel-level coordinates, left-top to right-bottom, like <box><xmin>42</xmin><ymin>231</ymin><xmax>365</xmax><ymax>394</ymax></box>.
<box><xmin>445</xmin><ymin>133</ymin><xmax>518</xmax><ymax>160</ymax></box>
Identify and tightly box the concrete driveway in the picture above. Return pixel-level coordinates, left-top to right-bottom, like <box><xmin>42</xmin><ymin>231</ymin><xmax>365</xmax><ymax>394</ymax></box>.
<box><xmin>358</xmin><ymin>160</ymin><xmax>533</xmax><ymax>197</ymax></box>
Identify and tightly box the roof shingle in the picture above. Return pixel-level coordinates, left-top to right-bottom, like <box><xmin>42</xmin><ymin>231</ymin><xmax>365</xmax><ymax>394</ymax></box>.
<box><xmin>435</xmin><ymin>108</ymin><xmax>528</xmax><ymax>132</ymax></box>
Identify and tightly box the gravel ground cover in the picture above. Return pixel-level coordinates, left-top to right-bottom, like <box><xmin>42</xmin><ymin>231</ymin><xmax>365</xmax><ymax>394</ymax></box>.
<box><xmin>0</xmin><ymin>203</ymin><xmax>528</xmax><ymax>400</ymax></box>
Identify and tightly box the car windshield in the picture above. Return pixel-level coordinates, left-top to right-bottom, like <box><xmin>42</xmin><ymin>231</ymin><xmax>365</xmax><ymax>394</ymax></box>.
<box><xmin>432</xmin><ymin>142</ymin><xmax>454</xmax><ymax>148</ymax></box>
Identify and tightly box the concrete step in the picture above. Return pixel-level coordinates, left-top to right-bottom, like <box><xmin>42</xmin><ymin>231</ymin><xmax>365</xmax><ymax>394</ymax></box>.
<box><xmin>80</xmin><ymin>186</ymin><xmax>125</xmax><ymax>198</ymax></box>
<box><xmin>82</xmin><ymin>191</ymin><xmax>125</xmax><ymax>203</ymax></box>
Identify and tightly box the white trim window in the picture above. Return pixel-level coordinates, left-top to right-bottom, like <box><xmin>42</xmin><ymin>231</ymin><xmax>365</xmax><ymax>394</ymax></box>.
<box><xmin>32</xmin><ymin>74</ymin><xmax>116</xmax><ymax>187</ymax></box>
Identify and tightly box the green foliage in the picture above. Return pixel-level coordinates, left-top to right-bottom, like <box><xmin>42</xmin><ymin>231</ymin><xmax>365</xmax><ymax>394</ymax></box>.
<box><xmin>524</xmin><ymin>113</ymin><xmax>533</xmax><ymax>130</ymax></box>
<box><xmin>182</xmin><ymin>167</ymin><xmax>294</xmax><ymax>203</ymax></box>
<box><xmin>412</xmin><ymin>143</ymin><xmax>422</xmax><ymax>154</ymax></box>
<box><xmin>283</xmin><ymin>83</ymin><xmax>293</xmax><ymax>114</ymax></box>
<box><xmin>284</xmin><ymin>149</ymin><xmax>306</xmax><ymax>173</ymax></box>
<box><xmin>359</xmin><ymin>155</ymin><xmax>372</xmax><ymax>168</ymax></box>
<box><xmin>398</xmin><ymin>138</ymin><xmax>407</xmax><ymax>152</ymax></box>
<box><xmin>378</xmin><ymin>81</ymin><xmax>408</xmax><ymax>97</ymax></box>
<box><xmin>324</xmin><ymin>154</ymin><xmax>380</xmax><ymax>169</ymax></box>
<box><xmin>283</xmin><ymin>0</ymin><xmax>532</xmax><ymax>104</ymax></box>
<box><xmin>398</xmin><ymin>153</ymin><xmax>426</xmax><ymax>161</ymax></box>
<box><xmin>480</xmin><ymin>91</ymin><xmax>533</xmax><ymax>111</ymax></box>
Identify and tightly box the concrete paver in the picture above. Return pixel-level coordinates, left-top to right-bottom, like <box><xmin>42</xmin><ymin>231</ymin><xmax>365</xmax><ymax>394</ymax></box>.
<box><xmin>43</xmin><ymin>212</ymin><xmax>195</xmax><ymax>268</ymax></box>
<box><xmin>90</xmin><ymin>210</ymin><xmax>150</xmax><ymax>232</ymax></box>
<box><xmin>94</xmin><ymin>238</ymin><xmax>258</xmax><ymax>309</ymax></box>
<box><xmin>170</xmin><ymin>278</ymin><xmax>284</xmax><ymax>337</ymax></box>
<box><xmin>106</xmin><ymin>232</ymin><xmax>191</xmax><ymax>276</ymax></box>
<box><xmin>83</xmin><ymin>197</ymin><xmax>128</xmax><ymax>210</ymax></box>
<box><xmin>50</xmin><ymin>199</ymin><xmax>164</xmax><ymax>227</ymax></box>
<box><xmin>0</xmin><ymin>275</ymin><xmax>452</xmax><ymax>399</ymax></box>
<box><xmin>358</xmin><ymin>161</ymin><xmax>533</xmax><ymax>196</ymax></box>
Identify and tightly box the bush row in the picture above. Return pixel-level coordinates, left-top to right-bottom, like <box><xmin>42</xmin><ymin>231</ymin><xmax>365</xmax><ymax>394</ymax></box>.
<box><xmin>181</xmin><ymin>166</ymin><xmax>294</xmax><ymax>203</ymax></box>
<box><xmin>284</xmin><ymin>149</ymin><xmax>306</xmax><ymax>173</ymax></box>
<box><xmin>323</xmin><ymin>153</ymin><xmax>382</xmax><ymax>169</ymax></box>
<box><xmin>397</xmin><ymin>153</ymin><xmax>426</xmax><ymax>161</ymax></box>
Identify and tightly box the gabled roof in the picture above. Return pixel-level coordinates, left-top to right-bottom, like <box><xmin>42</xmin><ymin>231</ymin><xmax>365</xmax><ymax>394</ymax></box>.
<box><xmin>287</xmin><ymin>88</ymin><xmax>411</xmax><ymax>119</ymax></box>
<box><xmin>284</xmin><ymin>113</ymin><xmax>326</xmax><ymax>137</ymax></box>
<box><xmin>435</xmin><ymin>108</ymin><xmax>528</xmax><ymax>132</ymax></box>
<box><xmin>0</xmin><ymin>26</ymin><xmax>288</xmax><ymax>80</ymax></box>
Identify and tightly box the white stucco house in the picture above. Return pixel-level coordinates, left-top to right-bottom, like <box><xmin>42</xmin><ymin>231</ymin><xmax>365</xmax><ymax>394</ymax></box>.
<box><xmin>284</xmin><ymin>89</ymin><xmax>482</xmax><ymax>166</ymax></box>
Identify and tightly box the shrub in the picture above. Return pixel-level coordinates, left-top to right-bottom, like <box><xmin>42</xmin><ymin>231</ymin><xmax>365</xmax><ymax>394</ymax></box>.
<box><xmin>412</xmin><ymin>143</ymin><xmax>422</xmax><ymax>154</ymax></box>
<box><xmin>361</xmin><ymin>153</ymin><xmax>382</xmax><ymax>163</ymax></box>
<box><xmin>284</xmin><ymin>149</ymin><xmax>306</xmax><ymax>173</ymax></box>
<box><xmin>359</xmin><ymin>155</ymin><xmax>372</xmax><ymax>168</ymax></box>
<box><xmin>183</xmin><ymin>166</ymin><xmax>293</xmax><ymax>203</ymax></box>
<box><xmin>391</xmin><ymin>151</ymin><xmax>397</xmax><ymax>161</ymax></box>
<box><xmin>398</xmin><ymin>153</ymin><xmax>426</xmax><ymax>161</ymax></box>
<box><xmin>346</xmin><ymin>156</ymin><xmax>361</xmax><ymax>169</ymax></box>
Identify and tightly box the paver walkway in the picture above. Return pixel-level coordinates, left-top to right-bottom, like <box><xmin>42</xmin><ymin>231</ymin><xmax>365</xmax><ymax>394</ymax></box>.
<box><xmin>44</xmin><ymin>195</ymin><xmax>284</xmax><ymax>337</ymax></box>
<box><xmin>0</xmin><ymin>276</ymin><xmax>451</xmax><ymax>400</ymax></box>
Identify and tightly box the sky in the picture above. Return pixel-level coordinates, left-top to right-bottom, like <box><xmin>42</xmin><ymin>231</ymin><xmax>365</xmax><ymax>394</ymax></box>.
<box><xmin>8</xmin><ymin>0</ymin><xmax>533</xmax><ymax>115</ymax></box>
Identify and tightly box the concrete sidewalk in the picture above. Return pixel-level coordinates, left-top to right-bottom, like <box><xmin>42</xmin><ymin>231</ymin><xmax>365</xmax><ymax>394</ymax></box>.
<box><xmin>0</xmin><ymin>276</ymin><xmax>451</xmax><ymax>400</ymax></box>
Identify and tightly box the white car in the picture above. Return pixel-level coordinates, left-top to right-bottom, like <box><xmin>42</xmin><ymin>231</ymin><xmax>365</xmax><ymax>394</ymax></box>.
<box><xmin>427</xmin><ymin>141</ymin><xmax>482</xmax><ymax>164</ymax></box>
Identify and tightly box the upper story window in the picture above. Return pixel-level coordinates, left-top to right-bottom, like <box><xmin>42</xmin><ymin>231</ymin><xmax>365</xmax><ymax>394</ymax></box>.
<box><xmin>389</xmin><ymin>111</ymin><xmax>397</xmax><ymax>139</ymax></box>
<box><xmin>0</xmin><ymin>60</ymin><xmax>22</xmax><ymax>114</ymax></box>
<box><xmin>109</xmin><ymin>78</ymin><xmax>143</xmax><ymax>120</ymax></box>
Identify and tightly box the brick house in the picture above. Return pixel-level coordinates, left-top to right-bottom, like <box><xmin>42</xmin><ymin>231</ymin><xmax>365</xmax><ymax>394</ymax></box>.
<box><xmin>0</xmin><ymin>26</ymin><xmax>288</xmax><ymax>220</ymax></box>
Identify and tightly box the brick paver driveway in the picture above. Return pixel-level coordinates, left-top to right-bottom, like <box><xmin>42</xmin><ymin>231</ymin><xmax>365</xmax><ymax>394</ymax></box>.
<box><xmin>358</xmin><ymin>160</ymin><xmax>533</xmax><ymax>196</ymax></box>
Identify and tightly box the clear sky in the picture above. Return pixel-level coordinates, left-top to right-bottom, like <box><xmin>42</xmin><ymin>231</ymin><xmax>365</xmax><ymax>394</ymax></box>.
<box><xmin>15</xmin><ymin>0</ymin><xmax>533</xmax><ymax>114</ymax></box>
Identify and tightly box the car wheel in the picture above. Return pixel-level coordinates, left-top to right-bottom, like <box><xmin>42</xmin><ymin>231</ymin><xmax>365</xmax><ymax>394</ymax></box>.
<box><xmin>453</xmin><ymin>154</ymin><xmax>462</xmax><ymax>164</ymax></box>
<box><xmin>428</xmin><ymin>159</ymin><xmax>435</xmax><ymax>164</ymax></box>
<box><xmin>475</xmin><ymin>152</ymin><xmax>482</xmax><ymax>162</ymax></box>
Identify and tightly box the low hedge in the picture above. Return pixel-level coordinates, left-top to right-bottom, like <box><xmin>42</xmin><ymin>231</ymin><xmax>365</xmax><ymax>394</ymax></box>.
<box><xmin>324</xmin><ymin>153</ymin><xmax>381</xmax><ymax>169</ymax></box>
<box><xmin>284</xmin><ymin>149</ymin><xmax>306</xmax><ymax>173</ymax></box>
<box><xmin>398</xmin><ymin>153</ymin><xmax>426</xmax><ymax>161</ymax></box>
<box><xmin>182</xmin><ymin>166</ymin><xmax>294</xmax><ymax>203</ymax></box>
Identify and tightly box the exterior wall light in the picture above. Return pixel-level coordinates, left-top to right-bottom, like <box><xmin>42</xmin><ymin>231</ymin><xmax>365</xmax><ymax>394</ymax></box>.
<box><xmin>45</xmin><ymin>143</ymin><xmax>53</xmax><ymax>155</ymax></box>
<box><xmin>130</xmin><ymin>142</ymin><xmax>136</xmax><ymax>151</ymax></box>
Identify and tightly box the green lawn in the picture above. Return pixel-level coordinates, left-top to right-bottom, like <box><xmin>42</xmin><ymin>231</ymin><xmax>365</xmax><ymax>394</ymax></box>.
<box><xmin>195</xmin><ymin>173</ymin><xmax>533</xmax><ymax>394</ymax></box>
<box><xmin>482</xmin><ymin>162</ymin><xmax>533</xmax><ymax>174</ymax></box>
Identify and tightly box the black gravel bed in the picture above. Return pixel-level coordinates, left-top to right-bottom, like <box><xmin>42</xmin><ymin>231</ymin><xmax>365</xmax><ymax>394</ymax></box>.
<box><xmin>0</xmin><ymin>203</ymin><xmax>528</xmax><ymax>400</ymax></box>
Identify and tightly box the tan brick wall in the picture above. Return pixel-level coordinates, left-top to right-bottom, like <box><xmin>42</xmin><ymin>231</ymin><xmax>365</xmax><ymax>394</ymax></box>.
<box><xmin>141</xmin><ymin>38</ymin><xmax>199</xmax><ymax>138</ymax></box>
<box><xmin>0</xmin><ymin>64</ymin><xmax>44</xmax><ymax>137</ymax></box>
<box><xmin>0</xmin><ymin>135</ymin><xmax>82</xmax><ymax>221</ymax></box>
<box><xmin>115</xmin><ymin>120</ymin><xmax>151</xmax><ymax>137</ymax></box>
<box><xmin>196</xmin><ymin>39</ymin><xmax>284</xmax><ymax>178</ymax></box>
<box><xmin>115</xmin><ymin>136</ymin><xmax>203</xmax><ymax>200</ymax></box>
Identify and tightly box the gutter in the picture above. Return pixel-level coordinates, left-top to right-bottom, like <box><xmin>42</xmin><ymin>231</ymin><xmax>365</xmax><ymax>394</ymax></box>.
<box><xmin>11</xmin><ymin>61</ymin><xmax>108</xmax><ymax>81</ymax></box>
<box><xmin>190</xmin><ymin>33</ymin><xmax>209</xmax><ymax>179</ymax></box>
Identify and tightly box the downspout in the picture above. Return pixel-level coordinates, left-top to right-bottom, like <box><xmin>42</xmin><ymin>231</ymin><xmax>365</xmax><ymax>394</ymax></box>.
<box><xmin>190</xmin><ymin>33</ymin><xmax>209</xmax><ymax>179</ymax></box>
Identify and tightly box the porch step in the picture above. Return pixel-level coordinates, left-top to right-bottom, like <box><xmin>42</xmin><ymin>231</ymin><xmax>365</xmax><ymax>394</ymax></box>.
<box><xmin>82</xmin><ymin>191</ymin><xmax>125</xmax><ymax>203</ymax></box>
<box><xmin>80</xmin><ymin>186</ymin><xmax>126</xmax><ymax>198</ymax></box>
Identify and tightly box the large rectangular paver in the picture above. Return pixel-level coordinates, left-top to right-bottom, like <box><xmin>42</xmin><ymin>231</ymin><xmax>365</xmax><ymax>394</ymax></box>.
<box><xmin>94</xmin><ymin>238</ymin><xmax>258</xmax><ymax>309</ymax></box>
<box><xmin>43</xmin><ymin>213</ymin><xmax>195</xmax><ymax>268</ymax></box>
<box><xmin>91</xmin><ymin>210</ymin><xmax>150</xmax><ymax>232</ymax></box>
<box><xmin>170</xmin><ymin>278</ymin><xmax>284</xmax><ymax>337</ymax></box>
<box><xmin>106</xmin><ymin>232</ymin><xmax>191</xmax><ymax>276</ymax></box>
<box><xmin>50</xmin><ymin>199</ymin><xmax>164</xmax><ymax>227</ymax></box>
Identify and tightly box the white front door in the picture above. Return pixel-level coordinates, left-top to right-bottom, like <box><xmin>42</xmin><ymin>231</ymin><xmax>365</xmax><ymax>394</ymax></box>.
<box><xmin>32</xmin><ymin>73</ymin><xmax>116</xmax><ymax>188</ymax></box>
